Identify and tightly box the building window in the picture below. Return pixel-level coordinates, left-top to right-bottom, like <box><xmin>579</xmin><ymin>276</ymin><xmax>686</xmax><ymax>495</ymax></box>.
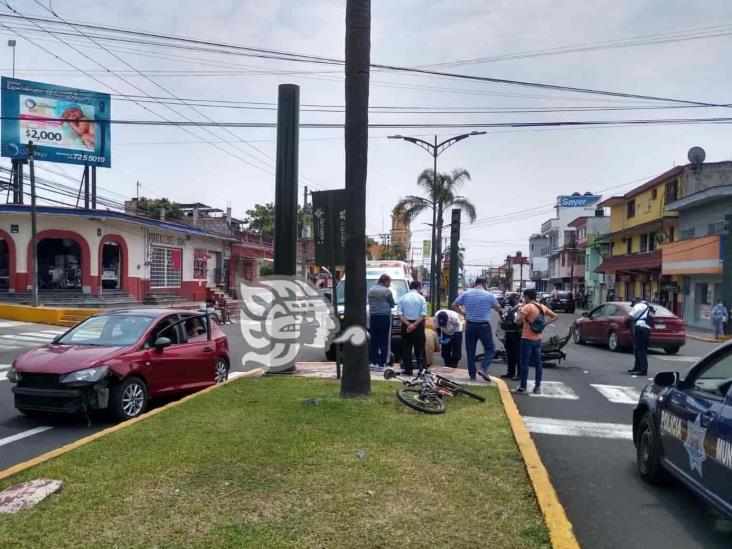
<box><xmin>639</xmin><ymin>233</ymin><xmax>648</xmax><ymax>253</ymax></box>
<box><xmin>648</xmin><ymin>231</ymin><xmax>657</xmax><ymax>251</ymax></box>
<box><xmin>680</xmin><ymin>228</ymin><xmax>696</xmax><ymax>240</ymax></box>
<box><xmin>665</xmin><ymin>180</ymin><xmax>678</xmax><ymax>203</ymax></box>
<box><xmin>669</xmin><ymin>226</ymin><xmax>675</xmax><ymax>242</ymax></box>
<box><xmin>626</xmin><ymin>238</ymin><xmax>632</xmax><ymax>254</ymax></box>
<box><xmin>651</xmin><ymin>189</ymin><xmax>657</xmax><ymax>200</ymax></box>
<box><xmin>708</xmin><ymin>221</ymin><xmax>725</xmax><ymax>235</ymax></box>
<box><xmin>627</xmin><ymin>199</ymin><xmax>636</xmax><ymax>219</ymax></box>
<box><xmin>150</xmin><ymin>247</ymin><xmax>182</xmax><ymax>288</ymax></box>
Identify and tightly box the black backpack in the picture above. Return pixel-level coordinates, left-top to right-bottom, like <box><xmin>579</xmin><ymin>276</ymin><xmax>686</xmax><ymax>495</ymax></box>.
<box><xmin>500</xmin><ymin>307</ymin><xmax>519</xmax><ymax>331</ymax></box>
<box><xmin>637</xmin><ymin>305</ymin><xmax>656</xmax><ymax>329</ymax></box>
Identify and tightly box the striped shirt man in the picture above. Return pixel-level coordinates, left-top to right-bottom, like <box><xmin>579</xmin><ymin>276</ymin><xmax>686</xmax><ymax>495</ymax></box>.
<box><xmin>454</xmin><ymin>287</ymin><xmax>500</xmax><ymax>322</ymax></box>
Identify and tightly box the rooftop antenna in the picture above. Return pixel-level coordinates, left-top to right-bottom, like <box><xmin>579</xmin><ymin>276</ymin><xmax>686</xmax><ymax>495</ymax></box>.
<box><xmin>688</xmin><ymin>146</ymin><xmax>706</xmax><ymax>171</ymax></box>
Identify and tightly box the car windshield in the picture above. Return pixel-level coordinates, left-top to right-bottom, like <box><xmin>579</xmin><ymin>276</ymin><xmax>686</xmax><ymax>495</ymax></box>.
<box><xmin>57</xmin><ymin>314</ymin><xmax>156</xmax><ymax>346</ymax></box>
<box><xmin>337</xmin><ymin>279</ymin><xmax>409</xmax><ymax>305</ymax></box>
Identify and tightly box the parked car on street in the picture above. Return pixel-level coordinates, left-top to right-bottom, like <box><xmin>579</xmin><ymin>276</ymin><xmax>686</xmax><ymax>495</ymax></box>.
<box><xmin>633</xmin><ymin>341</ymin><xmax>732</xmax><ymax>518</ymax></box>
<box><xmin>548</xmin><ymin>290</ymin><xmax>576</xmax><ymax>313</ymax></box>
<box><xmin>539</xmin><ymin>292</ymin><xmax>552</xmax><ymax>305</ymax></box>
<box><xmin>573</xmin><ymin>301</ymin><xmax>686</xmax><ymax>354</ymax></box>
<box><xmin>6</xmin><ymin>309</ymin><xmax>230</xmax><ymax>420</ymax></box>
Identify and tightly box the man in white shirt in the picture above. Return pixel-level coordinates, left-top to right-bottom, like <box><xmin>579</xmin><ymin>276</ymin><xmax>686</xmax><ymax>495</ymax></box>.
<box><xmin>628</xmin><ymin>298</ymin><xmax>653</xmax><ymax>376</ymax></box>
<box><xmin>435</xmin><ymin>309</ymin><xmax>463</xmax><ymax>367</ymax></box>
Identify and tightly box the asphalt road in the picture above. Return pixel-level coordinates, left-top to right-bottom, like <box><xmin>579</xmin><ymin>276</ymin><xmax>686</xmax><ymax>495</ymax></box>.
<box><xmin>503</xmin><ymin>313</ymin><xmax>732</xmax><ymax>549</ymax></box>
<box><xmin>1</xmin><ymin>316</ymin><xmax>730</xmax><ymax>548</ymax></box>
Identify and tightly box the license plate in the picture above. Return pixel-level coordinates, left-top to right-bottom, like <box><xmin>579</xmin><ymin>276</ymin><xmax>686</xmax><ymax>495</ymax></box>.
<box><xmin>655</xmin><ymin>323</ymin><xmax>666</xmax><ymax>330</ymax></box>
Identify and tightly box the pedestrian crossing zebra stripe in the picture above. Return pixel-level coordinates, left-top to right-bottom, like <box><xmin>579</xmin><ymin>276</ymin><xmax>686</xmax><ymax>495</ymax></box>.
<box><xmin>526</xmin><ymin>381</ymin><xmax>579</xmax><ymax>400</ymax></box>
<box><xmin>0</xmin><ymin>321</ymin><xmax>29</xmax><ymax>329</ymax></box>
<box><xmin>0</xmin><ymin>364</ymin><xmax>10</xmax><ymax>382</ymax></box>
<box><xmin>590</xmin><ymin>384</ymin><xmax>642</xmax><ymax>405</ymax></box>
<box><xmin>523</xmin><ymin>416</ymin><xmax>633</xmax><ymax>440</ymax></box>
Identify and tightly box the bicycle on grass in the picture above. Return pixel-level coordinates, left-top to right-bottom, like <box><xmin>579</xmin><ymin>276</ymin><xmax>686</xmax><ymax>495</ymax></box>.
<box><xmin>383</xmin><ymin>367</ymin><xmax>485</xmax><ymax>414</ymax></box>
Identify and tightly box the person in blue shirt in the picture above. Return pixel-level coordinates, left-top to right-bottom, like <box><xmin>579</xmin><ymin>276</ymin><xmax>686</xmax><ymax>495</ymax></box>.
<box><xmin>452</xmin><ymin>276</ymin><xmax>503</xmax><ymax>381</ymax></box>
<box><xmin>367</xmin><ymin>274</ymin><xmax>395</xmax><ymax>370</ymax></box>
<box><xmin>397</xmin><ymin>280</ymin><xmax>428</xmax><ymax>375</ymax></box>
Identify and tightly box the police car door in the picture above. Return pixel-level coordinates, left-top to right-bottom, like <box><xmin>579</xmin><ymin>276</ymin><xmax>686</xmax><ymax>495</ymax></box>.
<box><xmin>661</xmin><ymin>347</ymin><xmax>732</xmax><ymax>495</ymax></box>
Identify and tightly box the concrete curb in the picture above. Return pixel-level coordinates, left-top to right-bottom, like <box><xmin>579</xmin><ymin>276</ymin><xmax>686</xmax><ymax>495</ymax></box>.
<box><xmin>687</xmin><ymin>334</ymin><xmax>730</xmax><ymax>343</ymax></box>
<box><xmin>491</xmin><ymin>376</ymin><xmax>580</xmax><ymax>549</ymax></box>
<box><xmin>0</xmin><ymin>304</ymin><xmax>101</xmax><ymax>327</ymax></box>
<box><xmin>0</xmin><ymin>368</ymin><xmax>264</xmax><ymax>483</ymax></box>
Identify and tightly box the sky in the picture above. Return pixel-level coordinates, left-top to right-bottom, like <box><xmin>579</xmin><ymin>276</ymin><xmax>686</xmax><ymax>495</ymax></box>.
<box><xmin>3</xmin><ymin>0</ymin><xmax>732</xmax><ymax>274</ymax></box>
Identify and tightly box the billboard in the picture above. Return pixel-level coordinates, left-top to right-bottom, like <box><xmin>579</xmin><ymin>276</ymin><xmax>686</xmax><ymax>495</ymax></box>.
<box><xmin>558</xmin><ymin>195</ymin><xmax>601</xmax><ymax>208</ymax></box>
<box><xmin>1</xmin><ymin>77</ymin><xmax>111</xmax><ymax>167</ymax></box>
<box><xmin>311</xmin><ymin>189</ymin><xmax>347</xmax><ymax>266</ymax></box>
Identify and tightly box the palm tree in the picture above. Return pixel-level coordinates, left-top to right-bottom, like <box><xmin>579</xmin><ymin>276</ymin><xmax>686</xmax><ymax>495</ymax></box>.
<box><xmin>396</xmin><ymin>168</ymin><xmax>476</xmax><ymax>304</ymax></box>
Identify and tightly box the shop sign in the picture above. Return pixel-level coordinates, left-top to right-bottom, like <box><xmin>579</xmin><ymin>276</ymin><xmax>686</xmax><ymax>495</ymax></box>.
<box><xmin>699</xmin><ymin>304</ymin><xmax>712</xmax><ymax>320</ymax></box>
<box><xmin>10</xmin><ymin>224</ymin><xmax>18</xmax><ymax>233</ymax></box>
<box><xmin>149</xmin><ymin>232</ymin><xmax>185</xmax><ymax>247</ymax></box>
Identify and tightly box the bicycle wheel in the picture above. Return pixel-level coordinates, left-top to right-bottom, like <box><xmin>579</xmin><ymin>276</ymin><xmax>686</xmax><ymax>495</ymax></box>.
<box><xmin>434</xmin><ymin>374</ymin><xmax>464</xmax><ymax>391</ymax></box>
<box><xmin>396</xmin><ymin>388</ymin><xmax>446</xmax><ymax>414</ymax></box>
<box><xmin>456</xmin><ymin>387</ymin><xmax>486</xmax><ymax>402</ymax></box>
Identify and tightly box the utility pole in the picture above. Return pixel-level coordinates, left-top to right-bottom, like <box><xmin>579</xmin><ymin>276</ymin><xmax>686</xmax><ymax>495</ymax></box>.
<box><xmin>273</xmin><ymin>84</ymin><xmax>300</xmax><ymax>276</ymax></box>
<box><xmin>28</xmin><ymin>141</ymin><xmax>38</xmax><ymax>307</ymax></box>
<box><xmin>723</xmin><ymin>214</ymin><xmax>732</xmax><ymax>335</ymax></box>
<box><xmin>448</xmin><ymin>209</ymin><xmax>461</xmax><ymax>305</ymax></box>
<box><xmin>301</xmin><ymin>185</ymin><xmax>311</xmax><ymax>279</ymax></box>
<box><xmin>340</xmin><ymin>0</ymin><xmax>371</xmax><ymax>397</ymax></box>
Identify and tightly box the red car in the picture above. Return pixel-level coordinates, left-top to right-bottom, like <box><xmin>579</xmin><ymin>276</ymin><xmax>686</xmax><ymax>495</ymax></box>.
<box><xmin>6</xmin><ymin>309</ymin><xmax>230</xmax><ymax>420</ymax></box>
<box><xmin>573</xmin><ymin>301</ymin><xmax>686</xmax><ymax>354</ymax></box>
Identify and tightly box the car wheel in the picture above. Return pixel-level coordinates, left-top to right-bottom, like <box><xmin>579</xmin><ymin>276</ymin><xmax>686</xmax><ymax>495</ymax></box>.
<box><xmin>636</xmin><ymin>412</ymin><xmax>669</xmax><ymax>484</ymax></box>
<box><xmin>664</xmin><ymin>346</ymin><xmax>680</xmax><ymax>355</ymax></box>
<box><xmin>569</xmin><ymin>306</ymin><xmax>576</xmax><ymax>314</ymax></box>
<box><xmin>215</xmin><ymin>357</ymin><xmax>229</xmax><ymax>383</ymax></box>
<box><xmin>607</xmin><ymin>331</ymin><xmax>622</xmax><ymax>352</ymax></box>
<box><xmin>573</xmin><ymin>326</ymin><xmax>585</xmax><ymax>344</ymax></box>
<box><xmin>110</xmin><ymin>377</ymin><xmax>148</xmax><ymax>421</ymax></box>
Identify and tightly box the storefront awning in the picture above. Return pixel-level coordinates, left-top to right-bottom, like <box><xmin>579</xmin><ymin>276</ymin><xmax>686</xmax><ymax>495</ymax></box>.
<box><xmin>595</xmin><ymin>250</ymin><xmax>661</xmax><ymax>273</ymax></box>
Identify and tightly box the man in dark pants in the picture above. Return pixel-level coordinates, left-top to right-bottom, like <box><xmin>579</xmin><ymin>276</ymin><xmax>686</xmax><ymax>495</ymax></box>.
<box><xmin>628</xmin><ymin>298</ymin><xmax>653</xmax><ymax>376</ymax></box>
<box><xmin>367</xmin><ymin>274</ymin><xmax>395</xmax><ymax>371</ymax></box>
<box><xmin>452</xmin><ymin>276</ymin><xmax>503</xmax><ymax>381</ymax></box>
<box><xmin>500</xmin><ymin>294</ymin><xmax>522</xmax><ymax>380</ymax></box>
<box><xmin>397</xmin><ymin>280</ymin><xmax>428</xmax><ymax>375</ymax></box>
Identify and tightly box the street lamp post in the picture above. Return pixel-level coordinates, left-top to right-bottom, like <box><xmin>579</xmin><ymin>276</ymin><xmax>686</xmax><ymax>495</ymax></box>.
<box><xmin>7</xmin><ymin>40</ymin><xmax>16</xmax><ymax>77</ymax></box>
<box><xmin>388</xmin><ymin>131</ymin><xmax>485</xmax><ymax>311</ymax></box>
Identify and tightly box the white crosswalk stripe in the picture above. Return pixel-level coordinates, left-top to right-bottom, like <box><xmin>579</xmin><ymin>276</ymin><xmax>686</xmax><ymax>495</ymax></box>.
<box><xmin>0</xmin><ymin>321</ymin><xmax>29</xmax><ymax>329</ymax></box>
<box><xmin>653</xmin><ymin>356</ymin><xmax>700</xmax><ymax>363</ymax></box>
<box><xmin>0</xmin><ymin>426</ymin><xmax>54</xmax><ymax>448</ymax></box>
<box><xmin>527</xmin><ymin>381</ymin><xmax>579</xmax><ymax>400</ymax></box>
<box><xmin>0</xmin><ymin>363</ymin><xmax>10</xmax><ymax>382</ymax></box>
<box><xmin>523</xmin><ymin>416</ymin><xmax>632</xmax><ymax>440</ymax></box>
<box><xmin>590</xmin><ymin>384</ymin><xmax>642</xmax><ymax>405</ymax></box>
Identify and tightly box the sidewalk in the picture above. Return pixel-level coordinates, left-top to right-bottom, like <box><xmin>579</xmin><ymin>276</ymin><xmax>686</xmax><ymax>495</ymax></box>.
<box><xmin>294</xmin><ymin>361</ymin><xmax>490</xmax><ymax>385</ymax></box>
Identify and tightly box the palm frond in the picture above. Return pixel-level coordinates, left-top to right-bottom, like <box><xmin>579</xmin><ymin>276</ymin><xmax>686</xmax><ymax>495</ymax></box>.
<box><xmin>395</xmin><ymin>195</ymin><xmax>431</xmax><ymax>221</ymax></box>
<box><xmin>447</xmin><ymin>196</ymin><xmax>477</xmax><ymax>222</ymax></box>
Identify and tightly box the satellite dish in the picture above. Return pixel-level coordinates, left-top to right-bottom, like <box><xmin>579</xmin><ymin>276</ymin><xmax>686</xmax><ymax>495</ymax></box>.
<box><xmin>688</xmin><ymin>146</ymin><xmax>706</xmax><ymax>167</ymax></box>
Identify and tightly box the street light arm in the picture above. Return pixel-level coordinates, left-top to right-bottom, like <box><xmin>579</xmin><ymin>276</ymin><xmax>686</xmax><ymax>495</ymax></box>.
<box><xmin>436</xmin><ymin>131</ymin><xmax>486</xmax><ymax>156</ymax></box>
<box><xmin>387</xmin><ymin>134</ymin><xmax>436</xmax><ymax>155</ymax></box>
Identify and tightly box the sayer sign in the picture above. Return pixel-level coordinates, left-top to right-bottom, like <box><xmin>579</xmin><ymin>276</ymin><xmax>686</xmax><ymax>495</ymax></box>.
<box><xmin>558</xmin><ymin>195</ymin><xmax>601</xmax><ymax>208</ymax></box>
<box><xmin>311</xmin><ymin>189</ymin><xmax>346</xmax><ymax>266</ymax></box>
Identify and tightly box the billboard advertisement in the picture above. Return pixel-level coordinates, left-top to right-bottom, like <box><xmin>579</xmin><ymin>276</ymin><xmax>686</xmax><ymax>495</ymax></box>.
<box><xmin>1</xmin><ymin>77</ymin><xmax>111</xmax><ymax>167</ymax></box>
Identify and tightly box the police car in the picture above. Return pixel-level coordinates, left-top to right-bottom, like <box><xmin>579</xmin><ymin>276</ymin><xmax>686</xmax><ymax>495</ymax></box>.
<box><xmin>633</xmin><ymin>341</ymin><xmax>732</xmax><ymax>518</ymax></box>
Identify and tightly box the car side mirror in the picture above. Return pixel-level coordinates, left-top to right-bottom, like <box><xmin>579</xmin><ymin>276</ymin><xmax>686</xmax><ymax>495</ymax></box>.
<box><xmin>581</xmin><ymin>312</ymin><xmax>589</xmax><ymax>317</ymax></box>
<box><xmin>153</xmin><ymin>336</ymin><xmax>173</xmax><ymax>352</ymax></box>
<box><xmin>653</xmin><ymin>371</ymin><xmax>679</xmax><ymax>387</ymax></box>
<box><xmin>52</xmin><ymin>335</ymin><xmax>62</xmax><ymax>344</ymax></box>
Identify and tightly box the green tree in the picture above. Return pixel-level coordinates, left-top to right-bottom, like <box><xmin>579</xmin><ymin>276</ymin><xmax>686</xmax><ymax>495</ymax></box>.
<box><xmin>383</xmin><ymin>241</ymin><xmax>408</xmax><ymax>261</ymax></box>
<box><xmin>396</xmin><ymin>168</ymin><xmax>476</xmax><ymax>301</ymax></box>
<box><xmin>136</xmin><ymin>197</ymin><xmax>184</xmax><ymax>220</ymax></box>
<box><xmin>243</xmin><ymin>202</ymin><xmax>307</xmax><ymax>238</ymax></box>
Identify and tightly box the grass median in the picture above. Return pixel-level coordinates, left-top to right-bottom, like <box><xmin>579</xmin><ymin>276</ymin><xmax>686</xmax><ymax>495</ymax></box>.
<box><xmin>0</xmin><ymin>377</ymin><xmax>549</xmax><ymax>548</ymax></box>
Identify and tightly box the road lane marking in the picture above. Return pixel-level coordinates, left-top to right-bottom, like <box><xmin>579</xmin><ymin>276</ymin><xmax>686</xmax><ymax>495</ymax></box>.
<box><xmin>527</xmin><ymin>381</ymin><xmax>579</xmax><ymax>400</ymax></box>
<box><xmin>0</xmin><ymin>321</ymin><xmax>29</xmax><ymax>329</ymax></box>
<box><xmin>653</xmin><ymin>356</ymin><xmax>700</xmax><ymax>363</ymax></box>
<box><xmin>0</xmin><ymin>426</ymin><xmax>54</xmax><ymax>448</ymax></box>
<box><xmin>0</xmin><ymin>335</ymin><xmax>51</xmax><ymax>343</ymax></box>
<box><xmin>40</xmin><ymin>330</ymin><xmax>65</xmax><ymax>335</ymax></box>
<box><xmin>523</xmin><ymin>417</ymin><xmax>632</xmax><ymax>440</ymax></box>
<box><xmin>18</xmin><ymin>332</ymin><xmax>55</xmax><ymax>340</ymax></box>
<box><xmin>0</xmin><ymin>364</ymin><xmax>10</xmax><ymax>382</ymax></box>
<box><xmin>590</xmin><ymin>384</ymin><xmax>642</xmax><ymax>405</ymax></box>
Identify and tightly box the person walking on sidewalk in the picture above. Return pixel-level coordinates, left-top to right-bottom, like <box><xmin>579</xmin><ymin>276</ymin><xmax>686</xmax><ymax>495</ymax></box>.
<box><xmin>397</xmin><ymin>280</ymin><xmax>428</xmax><ymax>375</ymax></box>
<box><xmin>367</xmin><ymin>274</ymin><xmax>395</xmax><ymax>370</ymax></box>
<box><xmin>711</xmin><ymin>300</ymin><xmax>728</xmax><ymax>340</ymax></box>
<box><xmin>514</xmin><ymin>288</ymin><xmax>558</xmax><ymax>394</ymax></box>
<box><xmin>435</xmin><ymin>308</ymin><xmax>463</xmax><ymax>367</ymax></box>
<box><xmin>452</xmin><ymin>276</ymin><xmax>502</xmax><ymax>381</ymax></box>
<box><xmin>628</xmin><ymin>298</ymin><xmax>654</xmax><ymax>376</ymax></box>
<box><xmin>499</xmin><ymin>293</ymin><xmax>522</xmax><ymax>380</ymax></box>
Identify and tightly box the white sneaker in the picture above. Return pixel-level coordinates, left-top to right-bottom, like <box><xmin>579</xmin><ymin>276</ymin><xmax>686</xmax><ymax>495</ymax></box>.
<box><xmin>368</xmin><ymin>363</ymin><xmax>380</xmax><ymax>371</ymax></box>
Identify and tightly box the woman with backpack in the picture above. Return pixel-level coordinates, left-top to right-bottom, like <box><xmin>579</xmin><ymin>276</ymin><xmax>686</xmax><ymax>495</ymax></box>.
<box><xmin>711</xmin><ymin>300</ymin><xmax>728</xmax><ymax>340</ymax></box>
<box><xmin>499</xmin><ymin>294</ymin><xmax>522</xmax><ymax>380</ymax></box>
<box><xmin>514</xmin><ymin>288</ymin><xmax>558</xmax><ymax>395</ymax></box>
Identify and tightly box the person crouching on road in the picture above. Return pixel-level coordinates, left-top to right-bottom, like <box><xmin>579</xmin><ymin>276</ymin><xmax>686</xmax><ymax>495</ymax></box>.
<box><xmin>397</xmin><ymin>280</ymin><xmax>428</xmax><ymax>375</ymax></box>
<box><xmin>628</xmin><ymin>298</ymin><xmax>653</xmax><ymax>376</ymax></box>
<box><xmin>367</xmin><ymin>274</ymin><xmax>395</xmax><ymax>371</ymax></box>
<box><xmin>434</xmin><ymin>308</ymin><xmax>463</xmax><ymax>367</ymax></box>
<box><xmin>514</xmin><ymin>288</ymin><xmax>558</xmax><ymax>394</ymax></box>
<box><xmin>452</xmin><ymin>276</ymin><xmax>502</xmax><ymax>382</ymax></box>
<box><xmin>500</xmin><ymin>293</ymin><xmax>522</xmax><ymax>380</ymax></box>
